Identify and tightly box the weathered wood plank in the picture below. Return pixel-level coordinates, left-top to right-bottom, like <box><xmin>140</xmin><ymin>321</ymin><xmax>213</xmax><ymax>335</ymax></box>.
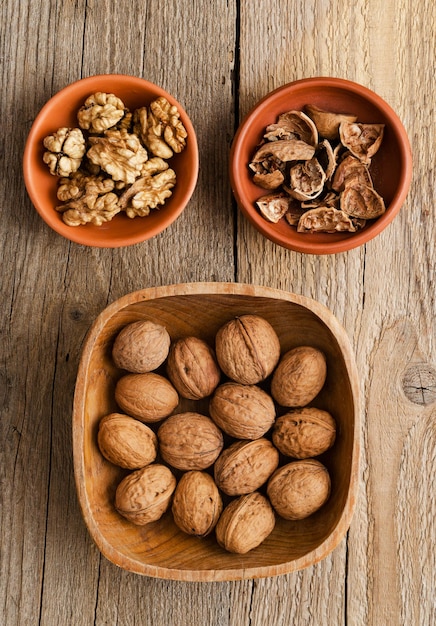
<box><xmin>1</xmin><ymin>0</ymin><xmax>435</xmax><ymax>624</ymax></box>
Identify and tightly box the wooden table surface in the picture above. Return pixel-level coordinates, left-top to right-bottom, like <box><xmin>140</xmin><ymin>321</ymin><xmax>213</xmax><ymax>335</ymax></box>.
<box><xmin>1</xmin><ymin>1</ymin><xmax>435</xmax><ymax>624</ymax></box>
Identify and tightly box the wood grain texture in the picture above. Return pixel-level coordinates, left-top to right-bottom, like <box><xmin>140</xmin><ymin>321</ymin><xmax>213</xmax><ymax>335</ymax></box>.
<box><xmin>1</xmin><ymin>0</ymin><xmax>435</xmax><ymax>624</ymax></box>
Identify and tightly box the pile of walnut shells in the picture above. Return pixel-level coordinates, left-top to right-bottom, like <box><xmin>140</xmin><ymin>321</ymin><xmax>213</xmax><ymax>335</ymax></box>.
<box><xmin>42</xmin><ymin>92</ymin><xmax>187</xmax><ymax>227</ymax></box>
<box><xmin>97</xmin><ymin>315</ymin><xmax>337</xmax><ymax>555</ymax></box>
<box><xmin>250</xmin><ymin>104</ymin><xmax>386</xmax><ymax>233</ymax></box>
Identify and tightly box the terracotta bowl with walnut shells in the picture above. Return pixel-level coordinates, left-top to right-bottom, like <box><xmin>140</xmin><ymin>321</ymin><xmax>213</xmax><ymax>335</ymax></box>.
<box><xmin>23</xmin><ymin>74</ymin><xmax>198</xmax><ymax>247</ymax></box>
<box><xmin>73</xmin><ymin>282</ymin><xmax>360</xmax><ymax>581</ymax></box>
<box><xmin>230</xmin><ymin>77</ymin><xmax>412</xmax><ymax>254</ymax></box>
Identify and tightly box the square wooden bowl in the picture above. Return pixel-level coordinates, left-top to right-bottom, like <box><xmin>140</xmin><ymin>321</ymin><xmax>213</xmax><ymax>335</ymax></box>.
<box><xmin>72</xmin><ymin>283</ymin><xmax>360</xmax><ymax>581</ymax></box>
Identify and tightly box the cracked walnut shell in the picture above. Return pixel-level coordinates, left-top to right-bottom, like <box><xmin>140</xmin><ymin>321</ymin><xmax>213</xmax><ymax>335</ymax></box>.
<box><xmin>272</xmin><ymin>407</ymin><xmax>336</xmax><ymax>459</ymax></box>
<box><xmin>115</xmin><ymin>464</ymin><xmax>176</xmax><ymax>526</ymax></box>
<box><xmin>214</xmin><ymin>438</ymin><xmax>279</xmax><ymax>496</ymax></box>
<box><xmin>209</xmin><ymin>382</ymin><xmax>275</xmax><ymax>440</ymax></box>
<box><xmin>215</xmin><ymin>314</ymin><xmax>281</xmax><ymax>385</ymax></box>
<box><xmin>166</xmin><ymin>336</ymin><xmax>221</xmax><ymax>400</ymax></box>
<box><xmin>157</xmin><ymin>412</ymin><xmax>224</xmax><ymax>471</ymax></box>
<box><xmin>97</xmin><ymin>412</ymin><xmax>157</xmax><ymax>469</ymax></box>
<box><xmin>115</xmin><ymin>372</ymin><xmax>179</xmax><ymax>423</ymax></box>
<box><xmin>267</xmin><ymin>459</ymin><xmax>331</xmax><ymax>520</ymax></box>
<box><xmin>112</xmin><ymin>320</ymin><xmax>171</xmax><ymax>373</ymax></box>
<box><xmin>172</xmin><ymin>471</ymin><xmax>223</xmax><ymax>537</ymax></box>
<box><xmin>215</xmin><ymin>492</ymin><xmax>276</xmax><ymax>554</ymax></box>
<box><xmin>271</xmin><ymin>346</ymin><xmax>327</xmax><ymax>407</ymax></box>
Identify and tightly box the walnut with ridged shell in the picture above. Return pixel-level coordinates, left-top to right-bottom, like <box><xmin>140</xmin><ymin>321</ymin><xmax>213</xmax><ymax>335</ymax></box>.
<box><xmin>172</xmin><ymin>471</ymin><xmax>223</xmax><ymax>537</ymax></box>
<box><xmin>215</xmin><ymin>314</ymin><xmax>281</xmax><ymax>385</ymax></box>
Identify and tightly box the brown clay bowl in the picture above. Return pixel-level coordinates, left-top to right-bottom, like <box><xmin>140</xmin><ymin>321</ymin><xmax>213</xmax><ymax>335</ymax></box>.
<box><xmin>230</xmin><ymin>77</ymin><xmax>412</xmax><ymax>254</ymax></box>
<box><xmin>72</xmin><ymin>282</ymin><xmax>360</xmax><ymax>581</ymax></box>
<box><xmin>23</xmin><ymin>74</ymin><xmax>198</xmax><ymax>247</ymax></box>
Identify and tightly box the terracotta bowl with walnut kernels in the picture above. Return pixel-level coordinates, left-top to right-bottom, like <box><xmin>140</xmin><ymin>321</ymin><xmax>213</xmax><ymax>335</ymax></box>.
<box><xmin>23</xmin><ymin>74</ymin><xmax>198</xmax><ymax>247</ymax></box>
<box><xmin>72</xmin><ymin>282</ymin><xmax>360</xmax><ymax>582</ymax></box>
<box><xmin>230</xmin><ymin>77</ymin><xmax>412</xmax><ymax>254</ymax></box>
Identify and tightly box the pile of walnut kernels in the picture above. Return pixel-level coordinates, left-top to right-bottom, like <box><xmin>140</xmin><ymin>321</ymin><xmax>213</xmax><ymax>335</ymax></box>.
<box><xmin>42</xmin><ymin>92</ymin><xmax>187</xmax><ymax>226</ymax></box>
<box><xmin>97</xmin><ymin>315</ymin><xmax>337</xmax><ymax>555</ymax></box>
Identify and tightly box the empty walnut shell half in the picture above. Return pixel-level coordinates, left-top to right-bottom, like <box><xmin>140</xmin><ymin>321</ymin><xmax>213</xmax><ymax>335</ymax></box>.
<box><xmin>215</xmin><ymin>492</ymin><xmax>276</xmax><ymax>554</ymax></box>
<box><xmin>112</xmin><ymin>320</ymin><xmax>171</xmax><ymax>373</ymax></box>
<box><xmin>115</xmin><ymin>372</ymin><xmax>179</xmax><ymax>422</ymax></box>
<box><xmin>272</xmin><ymin>407</ymin><xmax>336</xmax><ymax>459</ymax></box>
<box><xmin>339</xmin><ymin>122</ymin><xmax>385</xmax><ymax>164</ymax></box>
<box><xmin>263</xmin><ymin>110</ymin><xmax>318</xmax><ymax>146</ymax></box>
<box><xmin>172</xmin><ymin>471</ymin><xmax>223</xmax><ymax>537</ymax></box>
<box><xmin>271</xmin><ymin>346</ymin><xmax>327</xmax><ymax>407</ymax></box>
<box><xmin>340</xmin><ymin>183</ymin><xmax>386</xmax><ymax>219</ymax></box>
<box><xmin>214</xmin><ymin>438</ymin><xmax>279</xmax><ymax>496</ymax></box>
<box><xmin>267</xmin><ymin>459</ymin><xmax>331</xmax><ymax>520</ymax></box>
<box><xmin>215</xmin><ymin>314</ymin><xmax>281</xmax><ymax>385</ymax></box>
<box><xmin>166</xmin><ymin>336</ymin><xmax>221</xmax><ymax>400</ymax></box>
<box><xmin>287</xmin><ymin>157</ymin><xmax>326</xmax><ymax>201</ymax></box>
<box><xmin>297</xmin><ymin>206</ymin><xmax>362</xmax><ymax>233</ymax></box>
<box><xmin>209</xmin><ymin>382</ymin><xmax>276</xmax><ymax>439</ymax></box>
<box><xmin>251</xmin><ymin>139</ymin><xmax>315</xmax><ymax>164</ymax></box>
<box><xmin>115</xmin><ymin>464</ymin><xmax>176</xmax><ymax>526</ymax></box>
<box><xmin>304</xmin><ymin>104</ymin><xmax>358</xmax><ymax>141</ymax></box>
<box><xmin>97</xmin><ymin>412</ymin><xmax>158</xmax><ymax>469</ymax></box>
<box><xmin>255</xmin><ymin>192</ymin><xmax>295</xmax><ymax>223</ymax></box>
<box><xmin>157</xmin><ymin>412</ymin><xmax>224</xmax><ymax>471</ymax></box>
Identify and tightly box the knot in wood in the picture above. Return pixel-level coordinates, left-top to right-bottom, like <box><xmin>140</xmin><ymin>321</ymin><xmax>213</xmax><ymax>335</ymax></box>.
<box><xmin>402</xmin><ymin>363</ymin><xmax>436</xmax><ymax>405</ymax></box>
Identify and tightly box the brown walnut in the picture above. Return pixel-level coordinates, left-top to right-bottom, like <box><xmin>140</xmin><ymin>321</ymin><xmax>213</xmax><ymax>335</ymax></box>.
<box><xmin>112</xmin><ymin>320</ymin><xmax>171</xmax><ymax>373</ymax></box>
<box><xmin>115</xmin><ymin>372</ymin><xmax>179</xmax><ymax>422</ymax></box>
<box><xmin>215</xmin><ymin>492</ymin><xmax>276</xmax><ymax>554</ymax></box>
<box><xmin>214</xmin><ymin>438</ymin><xmax>279</xmax><ymax>496</ymax></box>
<box><xmin>157</xmin><ymin>412</ymin><xmax>224</xmax><ymax>471</ymax></box>
<box><xmin>115</xmin><ymin>464</ymin><xmax>176</xmax><ymax>526</ymax></box>
<box><xmin>209</xmin><ymin>382</ymin><xmax>276</xmax><ymax>439</ymax></box>
<box><xmin>171</xmin><ymin>471</ymin><xmax>223</xmax><ymax>537</ymax></box>
<box><xmin>271</xmin><ymin>346</ymin><xmax>327</xmax><ymax>407</ymax></box>
<box><xmin>267</xmin><ymin>459</ymin><xmax>331</xmax><ymax>520</ymax></box>
<box><xmin>215</xmin><ymin>314</ymin><xmax>281</xmax><ymax>385</ymax></box>
<box><xmin>166</xmin><ymin>336</ymin><xmax>221</xmax><ymax>400</ymax></box>
<box><xmin>272</xmin><ymin>407</ymin><xmax>336</xmax><ymax>459</ymax></box>
<box><xmin>97</xmin><ymin>412</ymin><xmax>158</xmax><ymax>469</ymax></box>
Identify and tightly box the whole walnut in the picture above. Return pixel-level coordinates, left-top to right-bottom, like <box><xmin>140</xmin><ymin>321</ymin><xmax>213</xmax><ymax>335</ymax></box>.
<box><xmin>97</xmin><ymin>412</ymin><xmax>158</xmax><ymax>469</ymax></box>
<box><xmin>157</xmin><ymin>412</ymin><xmax>224</xmax><ymax>470</ymax></box>
<box><xmin>115</xmin><ymin>464</ymin><xmax>176</xmax><ymax>525</ymax></box>
<box><xmin>115</xmin><ymin>372</ymin><xmax>179</xmax><ymax>422</ymax></box>
<box><xmin>215</xmin><ymin>315</ymin><xmax>281</xmax><ymax>385</ymax></box>
<box><xmin>214</xmin><ymin>438</ymin><xmax>279</xmax><ymax>496</ymax></box>
<box><xmin>209</xmin><ymin>382</ymin><xmax>275</xmax><ymax>439</ymax></box>
<box><xmin>112</xmin><ymin>320</ymin><xmax>171</xmax><ymax>373</ymax></box>
<box><xmin>215</xmin><ymin>492</ymin><xmax>276</xmax><ymax>554</ymax></box>
<box><xmin>267</xmin><ymin>459</ymin><xmax>331</xmax><ymax>520</ymax></box>
<box><xmin>271</xmin><ymin>346</ymin><xmax>327</xmax><ymax>407</ymax></box>
<box><xmin>272</xmin><ymin>407</ymin><xmax>336</xmax><ymax>459</ymax></box>
<box><xmin>166</xmin><ymin>336</ymin><xmax>221</xmax><ymax>400</ymax></box>
<box><xmin>171</xmin><ymin>471</ymin><xmax>223</xmax><ymax>537</ymax></box>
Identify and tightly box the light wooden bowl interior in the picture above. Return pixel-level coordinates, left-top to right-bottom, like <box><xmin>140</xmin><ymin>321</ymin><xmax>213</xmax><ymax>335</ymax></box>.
<box><xmin>72</xmin><ymin>282</ymin><xmax>360</xmax><ymax>581</ymax></box>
